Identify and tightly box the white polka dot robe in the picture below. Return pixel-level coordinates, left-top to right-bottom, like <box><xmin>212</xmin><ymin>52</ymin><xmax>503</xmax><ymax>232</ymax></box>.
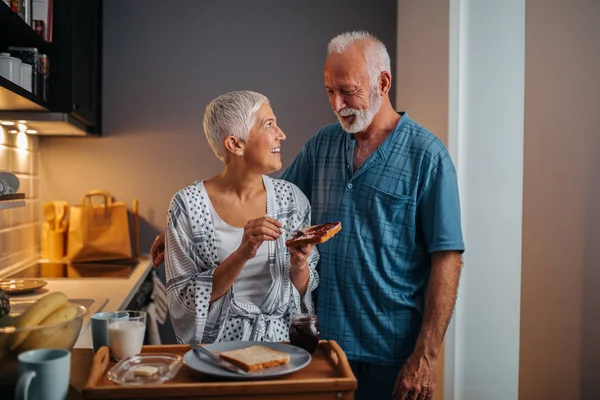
<box><xmin>165</xmin><ymin>176</ymin><xmax>320</xmax><ymax>345</ymax></box>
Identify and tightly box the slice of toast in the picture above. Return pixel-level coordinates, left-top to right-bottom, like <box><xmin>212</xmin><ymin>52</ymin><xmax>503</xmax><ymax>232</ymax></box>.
<box><xmin>285</xmin><ymin>222</ymin><xmax>342</xmax><ymax>247</ymax></box>
<box><xmin>219</xmin><ymin>345</ymin><xmax>290</xmax><ymax>372</ymax></box>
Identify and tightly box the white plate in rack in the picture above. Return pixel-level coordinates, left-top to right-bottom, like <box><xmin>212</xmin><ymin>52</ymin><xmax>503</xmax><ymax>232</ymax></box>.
<box><xmin>0</xmin><ymin>279</ymin><xmax>47</xmax><ymax>294</ymax></box>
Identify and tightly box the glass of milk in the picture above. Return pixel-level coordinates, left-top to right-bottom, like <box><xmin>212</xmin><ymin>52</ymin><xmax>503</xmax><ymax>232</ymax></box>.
<box><xmin>108</xmin><ymin>310</ymin><xmax>147</xmax><ymax>360</ymax></box>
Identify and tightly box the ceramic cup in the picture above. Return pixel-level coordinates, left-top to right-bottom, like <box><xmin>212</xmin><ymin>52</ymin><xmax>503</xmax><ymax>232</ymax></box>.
<box><xmin>0</xmin><ymin>52</ymin><xmax>22</xmax><ymax>86</ymax></box>
<box><xmin>20</xmin><ymin>63</ymin><xmax>32</xmax><ymax>92</ymax></box>
<box><xmin>90</xmin><ymin>311</ymin><xmax>128</xmax><ymax>352</ymax></box>
<box><xmin>15</xmin><ymin>348</ymin><xmax>71</xmax><ymax>400</ymax></box>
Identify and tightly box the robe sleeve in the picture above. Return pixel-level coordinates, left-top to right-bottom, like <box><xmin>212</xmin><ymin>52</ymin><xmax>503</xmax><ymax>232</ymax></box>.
<box><xmin>288</xmin><ymin>187</ymin><xmax>320</xmax><ymax>315</ymax></box>
<box><xmin>164</xmin><ymin>191</ymin><xmax>231</xmax><ymax>344</ymax></box>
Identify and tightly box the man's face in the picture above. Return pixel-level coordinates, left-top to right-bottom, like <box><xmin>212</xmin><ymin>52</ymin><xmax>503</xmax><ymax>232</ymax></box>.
<box><xmin>324</xmin><ymin>46</ymin><xmax>382</xmax><ymax>133</ymax></box>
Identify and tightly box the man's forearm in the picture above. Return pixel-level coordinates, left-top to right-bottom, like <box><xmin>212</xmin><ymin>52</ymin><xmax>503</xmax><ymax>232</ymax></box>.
<box><xmin>412</xmin><ymin>251</ymin><xmax>462</xmax><ymax>360</ymax></box>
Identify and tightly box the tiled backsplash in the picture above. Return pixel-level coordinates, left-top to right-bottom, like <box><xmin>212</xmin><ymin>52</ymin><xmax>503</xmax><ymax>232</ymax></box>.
<box><xmin>0</xmin><ymin>127</ymin><xmax>40</xmax><ymax>273</ymax></box>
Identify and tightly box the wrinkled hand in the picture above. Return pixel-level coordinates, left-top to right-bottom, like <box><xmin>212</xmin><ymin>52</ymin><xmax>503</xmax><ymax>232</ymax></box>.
<box><xmin>393</xmin><ymin>354</ymin><xmax>436</xmax><ymax>400</ymax></box>
<box><xmin>151</xmin><ymin>233</ymin><xmax>166</xmax><ymax>267</ymax></box>
<box><xmin>237</xmin><ymin>217</ymin><xmax>281</xmax><ymax>260</ymax></box>
<box><xmin>288</xmin><ymin>244</ymin><xmax>312</xmax><ymax>270</ymax></box>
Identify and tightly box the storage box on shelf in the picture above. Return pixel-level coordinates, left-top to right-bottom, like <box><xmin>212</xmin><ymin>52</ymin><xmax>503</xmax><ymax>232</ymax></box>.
<box><xmin>0</xmin><ymin>2</ymin><xmax>50</xmax><ymax>54</ymax></box>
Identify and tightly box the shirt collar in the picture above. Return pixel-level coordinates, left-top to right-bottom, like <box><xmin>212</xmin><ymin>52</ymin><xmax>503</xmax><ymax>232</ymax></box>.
<box><xmin>346</xmin><ymin>111</ymin><xmax>410</xmax><ymax>158</ymax></box>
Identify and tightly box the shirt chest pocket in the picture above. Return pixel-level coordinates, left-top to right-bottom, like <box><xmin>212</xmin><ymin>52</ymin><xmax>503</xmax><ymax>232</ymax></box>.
<box><xmin>360</xmin><ymin>186</ymin><xmax>411</xmax><ymax>248</ymax></box>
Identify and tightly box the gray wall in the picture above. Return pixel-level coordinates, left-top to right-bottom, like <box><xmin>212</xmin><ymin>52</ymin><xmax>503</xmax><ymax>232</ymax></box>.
<box><xmin>40</xmin><ymin>0</ymin><xmax>396</xmax><ymax>252</ymax></box>
<box><xmin>39</xmin><ymin>0</ymin><xmax>397</xmax><ymax>343</ymax></box>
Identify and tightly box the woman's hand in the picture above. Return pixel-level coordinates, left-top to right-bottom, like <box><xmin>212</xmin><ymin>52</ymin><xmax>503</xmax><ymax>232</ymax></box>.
<box><xmin>236</xmin><ymin>217</ymin><xmax>282</xmax><ymax>260</ymax></box>
<box><xmin>288</xmin><ymin>244</ymin><xmax>312</xmax><ymax>270</ymax></box>
<box><xmin>288</xmin><ymin>244</ymin><xmax>312</xmax><ymax>295</ymax></box>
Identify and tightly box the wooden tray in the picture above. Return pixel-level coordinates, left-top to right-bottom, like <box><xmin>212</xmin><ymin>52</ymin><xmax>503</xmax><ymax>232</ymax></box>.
<box><xmin>83</xmin><ymin>340</ymin><xmax>356</xmax><ymax>399</ymax></box>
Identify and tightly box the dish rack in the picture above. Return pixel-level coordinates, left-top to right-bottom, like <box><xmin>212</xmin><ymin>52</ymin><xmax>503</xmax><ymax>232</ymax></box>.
<box><xmin>0</xmin><ymin>193</ymin><xmax>25</xmax><ymax>210</ymax></box>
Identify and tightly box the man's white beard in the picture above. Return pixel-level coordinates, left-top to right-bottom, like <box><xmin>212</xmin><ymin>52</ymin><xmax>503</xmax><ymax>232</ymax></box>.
<box><xmin>336</xmin><ymin>89</ymin><xmax>383</xmax><ymax>134</ymax></box>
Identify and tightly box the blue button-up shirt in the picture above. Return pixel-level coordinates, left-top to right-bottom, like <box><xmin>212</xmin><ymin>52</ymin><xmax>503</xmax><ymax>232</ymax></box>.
<box><xmin>281</xmin><ymin>113</ymin><xmax>464</xmax><ymax>366</ymax></box>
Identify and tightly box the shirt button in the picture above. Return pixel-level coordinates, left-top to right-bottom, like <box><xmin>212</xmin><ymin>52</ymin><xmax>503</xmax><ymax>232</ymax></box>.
<box><xmin>347</xmin><ymin>183</ymin><xmax>353</xmax><ymax>189</ymax></box>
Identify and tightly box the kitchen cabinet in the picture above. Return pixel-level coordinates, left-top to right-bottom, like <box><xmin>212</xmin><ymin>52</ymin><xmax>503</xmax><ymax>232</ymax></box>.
<box><xmin>52</xmin><ymin>0</ymin><xmax>102</xmax><ymax>133</ymax></box>
<box><xmin>0</xmin><ymin>0</ymin><xmax>103</xmax><ymax>136</ymax></box>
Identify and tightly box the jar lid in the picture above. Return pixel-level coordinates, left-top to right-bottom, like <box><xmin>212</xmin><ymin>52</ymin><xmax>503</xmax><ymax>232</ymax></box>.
<box><xmin>0</xmin><ymin>53</ymin><xmax>21</xmax><ymax>62</ymax></box>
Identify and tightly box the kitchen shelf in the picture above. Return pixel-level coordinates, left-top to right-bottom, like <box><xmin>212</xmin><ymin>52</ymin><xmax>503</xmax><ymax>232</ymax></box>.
<box><xmin>0</xmin><ymin>2</ymin><xmax>51</xmax><ymax>54</ymax></box>
<box><xmin>0</xmin><ymin>75</ymin><xmax>49</xmax><ymax>111</ymax></box>
<box><xmin>0</xmin><ymin>193</ymin><xmax>26</xmax><ymax>210</ymax></box>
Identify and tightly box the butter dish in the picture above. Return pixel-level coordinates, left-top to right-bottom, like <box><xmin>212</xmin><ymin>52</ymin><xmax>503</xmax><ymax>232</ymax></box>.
<box><xmin>107</xmin><ymin>353</ymin><xmax>183</xmax><ymax>385</ymax></box>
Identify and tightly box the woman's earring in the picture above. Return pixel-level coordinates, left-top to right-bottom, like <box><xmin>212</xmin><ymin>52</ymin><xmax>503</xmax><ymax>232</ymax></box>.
<box><xmin>237</xmin><ymin>150</ymin><xmax>243</xmax><ymax>156</ymax></box>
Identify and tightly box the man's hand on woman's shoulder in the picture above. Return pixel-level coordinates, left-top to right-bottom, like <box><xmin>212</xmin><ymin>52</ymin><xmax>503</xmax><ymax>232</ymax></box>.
<box><xmin>151</xmin><ymin>233</ymin><xmax>166</xmax><ymax>267</ymax></box>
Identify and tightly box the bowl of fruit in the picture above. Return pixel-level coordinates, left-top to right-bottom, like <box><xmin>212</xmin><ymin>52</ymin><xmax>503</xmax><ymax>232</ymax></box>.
<box><xmin>0</xmin><ymin>290</ymin><xmax>87</xmax><ymax>381</ymax></box>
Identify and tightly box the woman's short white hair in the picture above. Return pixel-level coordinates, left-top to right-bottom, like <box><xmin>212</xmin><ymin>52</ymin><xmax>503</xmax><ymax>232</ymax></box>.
<box><xmin>203</xmin><ymin>90</ymin><xmax>269</xmax><ymax>161</ymax></box>
<box><xmin>327</xmin><ymin>31</ymin><xmax>391</xmax><ymax>90</ymax></box>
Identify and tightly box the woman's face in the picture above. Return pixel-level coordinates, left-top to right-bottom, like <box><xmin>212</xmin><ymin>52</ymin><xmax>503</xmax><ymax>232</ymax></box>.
<box><xmin>243</xmin><ymin>103</ymin><xmax>286</xmax><ymax>174</ymax></box>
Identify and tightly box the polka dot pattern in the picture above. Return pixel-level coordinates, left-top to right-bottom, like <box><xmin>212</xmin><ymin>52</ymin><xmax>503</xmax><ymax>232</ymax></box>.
<box><xmin>166</xmin><ymin>176</ymin><xmax>319</xmax><ymax>345</ymax></box>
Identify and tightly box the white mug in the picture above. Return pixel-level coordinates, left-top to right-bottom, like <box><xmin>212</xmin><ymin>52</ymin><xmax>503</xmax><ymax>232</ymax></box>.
<box><xmin>0</xmin><ymin>52</ymin><xmax>22</xmax><ymax>86</ymax></box>
<box><xmin>15</xmin><ymin>349</ymin><xmax>71</xmax><ymax>400</ymax></box>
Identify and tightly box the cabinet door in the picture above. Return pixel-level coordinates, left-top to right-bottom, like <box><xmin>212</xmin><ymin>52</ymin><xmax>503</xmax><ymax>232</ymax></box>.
<box><xmin>70</xmin><ymin>0</ymin><xmax>101</xmax><ymax>130</ymax></box>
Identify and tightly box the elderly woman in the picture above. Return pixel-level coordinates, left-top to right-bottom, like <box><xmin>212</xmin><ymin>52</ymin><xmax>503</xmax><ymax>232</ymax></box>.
<box><xmin>165</xmin><ymin>90</ymin><xmax>319</xmax><ymax>345</ymax></box>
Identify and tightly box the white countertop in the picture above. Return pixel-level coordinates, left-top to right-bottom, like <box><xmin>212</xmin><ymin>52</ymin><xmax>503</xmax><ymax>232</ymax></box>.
<box><xmin>2</xmin><ymin>256</ymin><xmax>155</xmax><ymax>349</ymax></box>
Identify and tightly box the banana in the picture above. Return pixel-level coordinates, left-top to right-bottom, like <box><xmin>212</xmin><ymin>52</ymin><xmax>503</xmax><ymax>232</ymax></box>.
<box><xmin>9</xmin><ymin>292</ymin><xmax>68</xmax><ymax>350</ymax></box>
<box><xmin>17</xmin><ymin>304</ymin><xmax>80</xmax><ymax>352</ymax></box>
<box><xmin>26</xmin><ymin>324</ymin><xmax>79</xmax><ymax>350</ymax></box>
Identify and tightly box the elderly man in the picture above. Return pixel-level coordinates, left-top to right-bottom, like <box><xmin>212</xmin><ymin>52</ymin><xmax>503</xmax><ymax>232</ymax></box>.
<box><xmin>152</xmin><ymin>31</ymin><xmax>464</xmax><ymax>400</ymax></box>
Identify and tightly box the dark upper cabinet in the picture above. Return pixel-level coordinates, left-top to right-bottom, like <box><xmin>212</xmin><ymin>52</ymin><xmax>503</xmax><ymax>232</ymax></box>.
<box><xmin>52</xmin><ymin>0</ymin><xmax>102</xmax><ymax>133</ymax></box>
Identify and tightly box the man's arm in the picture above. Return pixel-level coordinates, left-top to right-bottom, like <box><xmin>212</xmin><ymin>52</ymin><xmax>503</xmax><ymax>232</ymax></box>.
<box><xmin>415</xmin><ymin>250</ymin><xmax>462</xmax><ymax>359</ymax></box>
<box><xmin>394</xmin><ymin>250</ymin><xmax>462</xmax><ymax>400</ymax></box>
<box><xmin>151</xmin><ymin>234</ymin><xmax>165</xmax><ymax>267</ymax></box>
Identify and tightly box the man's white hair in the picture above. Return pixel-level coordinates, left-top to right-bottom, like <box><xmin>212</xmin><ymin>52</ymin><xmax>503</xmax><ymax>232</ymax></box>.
<box><xmin>327</xmin><ymin>31</ymin><xmax>391</xmax><ymax>89</ymax></box>
<box><xmin>203</xmin><ymin>90</ymin><xmax>269</xmax><ymax>162</ymax></box>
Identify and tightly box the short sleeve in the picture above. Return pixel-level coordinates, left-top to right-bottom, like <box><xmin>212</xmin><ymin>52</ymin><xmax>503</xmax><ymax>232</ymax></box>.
<box><xmin>418</xmin><ymin>153</ymin><xmax>465</xmax><ymax>254</ymax></box>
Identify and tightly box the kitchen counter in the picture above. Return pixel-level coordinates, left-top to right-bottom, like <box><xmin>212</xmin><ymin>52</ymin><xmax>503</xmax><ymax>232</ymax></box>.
<box><xmin>1</xmin><ymin>256</ymin><xmax>155</xmax><ymax>348</ymax></box>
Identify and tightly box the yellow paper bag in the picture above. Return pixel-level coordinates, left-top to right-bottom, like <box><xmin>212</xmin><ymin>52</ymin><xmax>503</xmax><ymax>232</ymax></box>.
<box><xmin>67</xmin><ymin>190</ymin><xmax>132</xmax><ymax>262</ymax></box>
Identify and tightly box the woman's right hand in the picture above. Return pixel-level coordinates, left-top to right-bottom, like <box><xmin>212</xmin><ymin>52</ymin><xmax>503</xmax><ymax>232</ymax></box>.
<box><xmin>236</xmin><ymin>217</ymin><xmax>282</xmax><ymax>260</ymax></box>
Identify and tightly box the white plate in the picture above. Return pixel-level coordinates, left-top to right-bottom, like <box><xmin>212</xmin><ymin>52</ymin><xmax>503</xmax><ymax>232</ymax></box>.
<box><xmin>0</xmin><ymin>279</ymin><xmax>47</xmax><ymax>294</ymax></box>
<box><xmin>183</xmin><ymin>341</ymin><xmax>311</xmax><ymax>380</ymax></box>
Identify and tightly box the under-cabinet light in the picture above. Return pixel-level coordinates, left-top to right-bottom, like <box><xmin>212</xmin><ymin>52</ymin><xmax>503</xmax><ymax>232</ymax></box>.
<box><xmin>16</xmin><ymin>132</ymin><xmax>28</xmax><ymax>149</ymax></box>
